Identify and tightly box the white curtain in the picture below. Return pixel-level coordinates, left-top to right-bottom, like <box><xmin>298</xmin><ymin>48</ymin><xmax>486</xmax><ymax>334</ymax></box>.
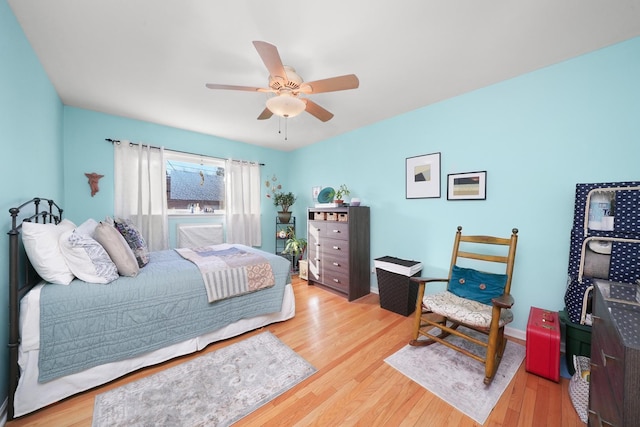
<box><xmin>114</xmin><ymin>142</ymin><xmax>169</xmax><ymax>251</ymax></box>
<box><xmin>225</xmin><ymin>159</ymin><xmax>261</xmax><ymax>246</ymax></box>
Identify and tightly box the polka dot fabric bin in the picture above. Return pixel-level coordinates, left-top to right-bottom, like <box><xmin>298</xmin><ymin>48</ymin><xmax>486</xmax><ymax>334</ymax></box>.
<box><xmin>565</xmin><ymin>182</ymin><xmax>640</xmax><ymax>324</ymax></box>
<box><xmin>571</xmin><ymin>181</ymin><xmax>640</xmax><ymax>233</ymax></box>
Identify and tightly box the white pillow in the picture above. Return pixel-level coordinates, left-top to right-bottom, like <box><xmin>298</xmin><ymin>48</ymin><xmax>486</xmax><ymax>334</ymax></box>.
<box><xmin>93</xmin><ymin>222</ymin><xmax>139</xmax><ymax>277</ymax></box>
<box><xmin>59</xmin><ymin>229</ymin><xmax>119</xmax><ymax>284</ymax></box>
<box><xmin>76</xmin><ymin>218</ymin><xmax>99</xmax><ymax>237</ymax></box>
<box><xmin>21</xmin><ymin>219</ymin><xmax>76</xmax><ymax>285</ymax></box>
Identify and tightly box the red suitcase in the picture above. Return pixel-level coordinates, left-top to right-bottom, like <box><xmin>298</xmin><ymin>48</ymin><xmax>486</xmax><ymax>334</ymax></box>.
<box><xmin>525</xmin><ymin>307</ymin><xmax>560</xmax><ymax>382</ymax></box>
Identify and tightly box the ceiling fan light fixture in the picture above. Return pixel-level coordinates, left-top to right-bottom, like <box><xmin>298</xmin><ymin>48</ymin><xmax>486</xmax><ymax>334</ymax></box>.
<box><xmin>266</xmin><ymin>94</ymin><xmax>306</xmax><ymax>118</ymax></box>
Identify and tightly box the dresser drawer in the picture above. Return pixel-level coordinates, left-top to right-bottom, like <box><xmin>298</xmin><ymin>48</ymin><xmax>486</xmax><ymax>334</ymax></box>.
<box><xmin>308</xmin><ymin>259</ymin><xmax>322</xmax><ymax>282</ymax></box>
<box><xmin>325</xmin><ymin>222</ymin><xmax>349</xmax><ymax>241</ymax></box>
<box><xmin>321</xmin><ymin>238</ymin><xmax>349</xmax><ymax>256</ymax></box>
<box><xmin>592</xmin><ymin>301</ymin><xmax>626</xmax><ymax>412</ymax></box>
<box><xmin>596</xmin><ymin>341</ymin><xmax>624</xmax><ymax>415</ymax></box>
<box><xmin>308</xmin><ymin>234</ymin><xmax>321</xmax><ymax>260</ymax></box>
<box><xmin>590</xmin><ymin>332</ymin><xmax>623</xmax><ymax>424</ymax></box>
<box><xmin>310</xmin><ymin>222</ymin><xmax>349</xmax><ymax>243</ymax></box>
<box><xmin>589</xmin><ymin>363</ymin><xmax>622</xmax><ymax>427</ymax></box>
<box><xmin>322</xmin><ymin>251</ymin><xmax>350</xmax><ymax>272</ymax></box>
<box><xmin>308</xmin><ymin>221</ymin><xmax>327</xmax><ymax>238</ymax></box>
<box><xmin>308</xmin><ymin>246</ymin><xmax>321</xmax><ymax>267</ymax></box>
<box><xmin>322</xmin><ymin>268</ymin><xmax>349</xmax><ymax>293</ymax></box>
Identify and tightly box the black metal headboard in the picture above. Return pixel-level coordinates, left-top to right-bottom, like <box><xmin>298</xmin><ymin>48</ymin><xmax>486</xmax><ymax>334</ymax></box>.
<box><xmin>7</xmin><ymin>197</ymin><xmax>63</xmax><ymax>420</ymax></box>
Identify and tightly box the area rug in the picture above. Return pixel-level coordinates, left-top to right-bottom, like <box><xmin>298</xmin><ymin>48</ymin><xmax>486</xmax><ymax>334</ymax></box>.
<box><xmin>385</xmin><ymin>327</ymin><xmax>525</xmax><ymax>425</ymax></box>
<box><xmin>92</xmin><ymin>332</ymin><xmax>316</xmax><ymax>427</ymax></box>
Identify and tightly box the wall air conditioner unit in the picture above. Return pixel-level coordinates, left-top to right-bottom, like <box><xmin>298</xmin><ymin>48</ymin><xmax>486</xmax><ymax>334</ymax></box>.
<box><xmin>176</xmin><ymin>224</ymin><xmax>223</xmax><ymax>248</ymax></box>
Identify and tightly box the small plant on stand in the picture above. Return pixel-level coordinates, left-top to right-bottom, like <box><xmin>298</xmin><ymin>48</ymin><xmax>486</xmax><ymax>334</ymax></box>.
<box><xmin>283</xmin><ymin>226</ymin><xmax>307</xmax><ymax>272</ymax></box>
<box><xmin>265</xmin><ymin>174</ymin><xmax>296</xmax><ymax>223</ymax></box>
<box><xmin>334</xmin><ymin>184</ymin><xmax>350</xmax><ymax>205</ymax></box>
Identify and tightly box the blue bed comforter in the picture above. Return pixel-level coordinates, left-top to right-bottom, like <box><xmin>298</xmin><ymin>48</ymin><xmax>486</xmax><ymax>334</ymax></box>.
<box><xmin>38</xmin><ymin>245</ymin><xmax>290</xmax><ymax>382</ymax></box>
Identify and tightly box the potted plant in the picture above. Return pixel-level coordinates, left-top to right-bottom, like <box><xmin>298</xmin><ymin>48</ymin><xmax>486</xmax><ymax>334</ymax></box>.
<box><xmin>334</xmin><ymin>184</ymin><xmax>350</xmax><ymax>205</ymax></box>
<box><xmin>265</xmin><ymin>175</ymin><xmax>297</xmax><ymax>223</ymax></box>
<box><xmin>282</xmin><ymin>227</ymin><xmax>307</xmax><ymax>271</ymax></box>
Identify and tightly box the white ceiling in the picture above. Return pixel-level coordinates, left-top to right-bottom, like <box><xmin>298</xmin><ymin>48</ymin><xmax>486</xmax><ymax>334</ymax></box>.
<box><xmin>9</xmin><ymin>0</ymin><xmax>640</xmax><ymax>151</ymax></box>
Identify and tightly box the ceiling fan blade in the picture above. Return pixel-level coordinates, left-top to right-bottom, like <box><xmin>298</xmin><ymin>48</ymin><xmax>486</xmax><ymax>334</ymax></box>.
<box><xmin>205</xmin><ymin>83</ymin><xmax>271</xmax><ymax>93</ymax></box>
<box><xmin>252</xmin><ymin>41</ymin><xmax>288</xmax><ymax>81</ymax></box>
<box><xmin>303</xmin><ymin>99</ymin><xmax>334</xmax><ymax>122</ymax></box>
<box><xmin>257</xmin><ymin>107</ymin><xmax>273</xmax><ymax>120</ymax></box>
<box><xmin>299</xmin><ymin>74</ymin><xmax>359</xmax><ymax>94</ymax></box>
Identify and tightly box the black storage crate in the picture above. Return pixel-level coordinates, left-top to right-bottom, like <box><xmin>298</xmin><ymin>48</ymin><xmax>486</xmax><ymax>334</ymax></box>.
<box><xmin>375</xmin><ymin>256</ymin><xmax>422</xmax><ymax>316</ymax></box>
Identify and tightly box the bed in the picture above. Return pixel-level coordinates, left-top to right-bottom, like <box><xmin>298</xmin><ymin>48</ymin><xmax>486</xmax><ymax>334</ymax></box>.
<box><xmin>7</xmin><ymin>198</ymin><xmax>295</xmax><ymax>419</ymax></box>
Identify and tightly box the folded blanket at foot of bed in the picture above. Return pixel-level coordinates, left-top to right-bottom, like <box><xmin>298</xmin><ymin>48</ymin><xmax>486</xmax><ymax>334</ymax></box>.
<box><xmin>175</xmin><ymin>245</ymin><xmax>276</xmax><ymax>302</ymax></box>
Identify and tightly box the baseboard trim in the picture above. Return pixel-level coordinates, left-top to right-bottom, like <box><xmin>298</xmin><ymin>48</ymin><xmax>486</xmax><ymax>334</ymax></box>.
<box><xmin>505</xmin><ymin>325</ymin><xmax>525</xmax><ymax>341</ymax></box>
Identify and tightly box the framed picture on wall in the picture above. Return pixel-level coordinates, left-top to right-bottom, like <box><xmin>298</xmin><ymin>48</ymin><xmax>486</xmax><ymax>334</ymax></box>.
<box><xmin>406</xmin><ymin>152</ymin><xmax>441</xmax><ymax>199</ymax></box>
<box><xmin>312</xmin><ymin>186</ymin><xmax>322</xmax><ymax>202</ymax></box>
<box><xmin>447</xmin><ymin>171</ymin><xmax>487</xmax><ymax>200</ymax></box>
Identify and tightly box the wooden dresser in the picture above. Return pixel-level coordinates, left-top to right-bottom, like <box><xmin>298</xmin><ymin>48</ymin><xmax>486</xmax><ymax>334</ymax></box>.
<box><xmin>307</xmin><ymin>207</ymin><xmax>370</xmax><ymax>301</ymax></box>
<box><xmin>589</xmin><ymin>280</ymin><xmax>640</xmax><ymax>426</ymax></box>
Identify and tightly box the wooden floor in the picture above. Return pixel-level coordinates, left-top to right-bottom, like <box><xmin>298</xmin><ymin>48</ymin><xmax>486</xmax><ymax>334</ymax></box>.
<box><xmin>8</xmin><ymin>276</ymin><xmax>584</xmax><ymax>427</ymax></box>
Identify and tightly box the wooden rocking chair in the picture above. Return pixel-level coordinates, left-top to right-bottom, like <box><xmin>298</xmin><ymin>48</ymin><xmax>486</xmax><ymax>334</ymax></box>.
<box><xmin>410</xmin><ymin>226</ymin><xmax>519</xmax><ymax>385</ymax></box>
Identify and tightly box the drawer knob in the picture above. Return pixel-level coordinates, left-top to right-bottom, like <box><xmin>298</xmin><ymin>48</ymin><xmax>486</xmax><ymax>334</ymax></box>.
<box><xmin>601</xmin><ymin>349</ymin><xmax>620</xmax><ymax>367</ymax></box>
<box><xmin>333</xmin><ymin>246</ymin><xmax>340</xmax><ymax>250</ymax></box>
<box><xmin>333</xmin><ymin>278</ymin><xmax>340</xmax><ymax>283</ymax></box>
<box><xmin>332</xmin><ymin>262</ymin><xmax>340</xmax><ymax>266</ymax></box>
<box><xmin>332</xmin><ymin>229</ymin><xmax>340</xmax><ymax>233</ymax></box>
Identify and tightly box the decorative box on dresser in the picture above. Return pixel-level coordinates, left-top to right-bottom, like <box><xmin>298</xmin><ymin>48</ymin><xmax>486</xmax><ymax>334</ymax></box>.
<box><xmin>307</xmin><ymin>206</ymin><xmax>370</xmax><ymax>301</ymax></box>
<box><xmin>589</xmin><ymin>279</ymin><xmax>640</xmax><ymax>427</ymax></box>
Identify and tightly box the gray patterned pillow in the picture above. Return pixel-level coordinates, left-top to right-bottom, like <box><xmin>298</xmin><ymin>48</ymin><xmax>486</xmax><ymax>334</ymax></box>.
<box><xmin>59</xmin><ymin>229</ymin><xmax>119</xmax><ymax>284</ymax></box>
<box><xmin>114</xmin><ymin>218</ymin><xmax>150</xmax><ymax>268</ymax></box>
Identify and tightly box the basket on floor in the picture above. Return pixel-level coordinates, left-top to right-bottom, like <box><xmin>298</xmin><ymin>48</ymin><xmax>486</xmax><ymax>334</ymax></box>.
<box><xmin>374</xmin><ymin>256</ymin><xmax>423</xmax><ymax>316</ymax></box>
<box><xmin>569</xmin><ymin>355</ymin><xmax>590</xmax><ymax>423</ymax></box>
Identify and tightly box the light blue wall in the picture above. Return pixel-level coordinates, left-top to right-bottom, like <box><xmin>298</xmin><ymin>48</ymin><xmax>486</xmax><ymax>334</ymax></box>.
<box><xmin>62</xmin><ymin>107</ymin><xmax>290</xmax><ymax>248</ymax></box>
<box><xmin>288</xmin><ymin>37</ymin><xmax>640</xmax><ymax>333</ymax></box>
<box><xmin>1</xmin><ymin>0</ymin><xmax>64</xmax><ymax>407</ymax></box>
<box><xmin>3</xmin><ymin>0</ymin><xmax>640</xmax><ymax>407</ymax></box>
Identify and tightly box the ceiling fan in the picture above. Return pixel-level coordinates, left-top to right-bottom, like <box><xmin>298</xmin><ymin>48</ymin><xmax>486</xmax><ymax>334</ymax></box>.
<box><xmin>205</xmin><ymin>41</ymin><xmax>359</xmax><ymax>122</ymax></box>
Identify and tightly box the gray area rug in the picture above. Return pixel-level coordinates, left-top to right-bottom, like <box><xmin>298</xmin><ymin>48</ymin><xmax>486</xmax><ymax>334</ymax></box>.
<box><xmin>93</xmin><ymin>332</ymin><xmax>316</xmax><ymax>427</ymax></box>
<box><xmin>385</xmin><ymin>327</ymin><xmax>525</xmax><ymax>424</ymax></box>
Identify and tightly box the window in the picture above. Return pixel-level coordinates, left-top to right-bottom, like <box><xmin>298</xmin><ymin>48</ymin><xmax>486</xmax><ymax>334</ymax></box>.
<box><xmin>165</xmin><ymin>150</ymin><xmax>225</xmax><ymax>215</ymax></box>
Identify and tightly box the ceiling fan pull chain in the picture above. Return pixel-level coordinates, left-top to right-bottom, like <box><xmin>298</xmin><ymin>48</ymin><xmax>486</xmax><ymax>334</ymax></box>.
<box><xmin>285</xmin><ymin>117</ymin><xmax>288</xmax><ymax>141</ymax></box>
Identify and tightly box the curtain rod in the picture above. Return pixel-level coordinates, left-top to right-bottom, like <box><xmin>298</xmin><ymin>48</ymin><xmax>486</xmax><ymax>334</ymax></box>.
<box><xmin>105</xmin><ymin>138</ymin><xmax>265</xmax><ymax>166</ymax></box>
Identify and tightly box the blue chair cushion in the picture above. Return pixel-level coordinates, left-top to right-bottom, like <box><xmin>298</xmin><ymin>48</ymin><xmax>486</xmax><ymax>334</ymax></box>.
<box><xmin>448</xmin><ymin>265</ymin><xmax>508</xmax><ymax>305</ymax></box>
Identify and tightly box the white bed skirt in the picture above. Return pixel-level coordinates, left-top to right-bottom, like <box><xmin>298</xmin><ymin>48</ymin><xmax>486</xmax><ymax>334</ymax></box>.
<box><xmin>14</xmin><ymin>283</ymin><xmax>295</xmax><ymax>417</ymax></box>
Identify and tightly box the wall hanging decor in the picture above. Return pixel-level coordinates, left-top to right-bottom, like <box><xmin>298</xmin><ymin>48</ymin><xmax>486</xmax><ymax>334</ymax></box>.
<box><xmin>406</xmin><ymin>152</ymin><xmax>441</xmax><ymax>199</ymax></box>
<box><xmin>85</xmin><ymin>172</ymin><xmax>104</xmax><ymax>197</ymax></box>
<box><xmin>447</xmin><ymin>171</ymin><xmax>487</xmax><ymax>200</ymax></box>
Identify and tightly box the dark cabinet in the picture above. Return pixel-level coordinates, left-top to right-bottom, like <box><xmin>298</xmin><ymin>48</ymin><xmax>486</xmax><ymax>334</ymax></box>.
<box><xmin>307</xmin><ymin>207</ymin><xmax>370</xmax><ymax>301</ymax></box>
<box><xmin>589</xmin><ymin>280</ymin><xmax>640</xmax><ymax>426</ymax></box>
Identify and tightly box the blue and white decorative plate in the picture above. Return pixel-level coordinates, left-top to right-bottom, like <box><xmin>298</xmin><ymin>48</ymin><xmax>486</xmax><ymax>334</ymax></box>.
<box><xmin>317</xmin><ymin>187</ymin><xmax>335</xmax><ymax>203</ymax></box>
